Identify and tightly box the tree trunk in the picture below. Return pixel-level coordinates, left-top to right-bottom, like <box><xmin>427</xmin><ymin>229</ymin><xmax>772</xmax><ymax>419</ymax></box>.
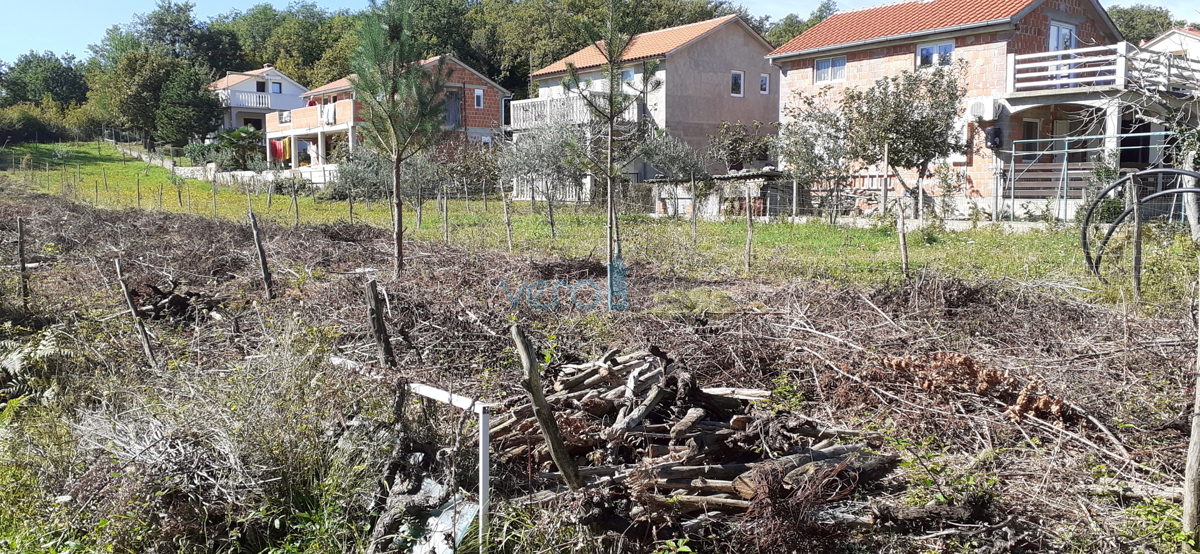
<box><xmin>393</xmin><ymin>155</ymin><xmax>404</xmax><ymax>275</ymax></box>
<box><xmin>691</xmin><ymin>174</ymin><xmax>698</xmax><ymax>247</ymax></box>
<box><xmin>547</xmin><ymin>185</ymin><xmax>557</xmax><ymax>240</ymax></box>
<box><xmin>501</xmin><ymin>179</ymin><xmax>514</xmax><ymax>252</ymax></box>
<box><xmin>745</xmin><ymin>186</ymin><xmax>753</xmax><ymax>275</ymax></box>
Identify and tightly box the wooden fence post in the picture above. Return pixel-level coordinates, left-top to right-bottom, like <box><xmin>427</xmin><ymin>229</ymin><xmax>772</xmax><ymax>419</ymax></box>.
<box><xmin>1184</xmin><ymin>256</ymin><xmax>1200</xmax><ymax>551</ymax></box>
<box><xmin>249</xmin><ymin>212</ymin><xmax>273</xmax><ymax>300</ymax></box>
<box><xmin>365</xmin><ymin>279</ymin><xmax>396</xmax><ymax>368</ymax></box>
<box><xmin>115</xmin><ymin>259</ymin><xmax>157</xmax><ymax>368</ymax></box>
<box><xmin>511</xmin><ymin>324</ymin><xmax>583</xmax><ymax>490</ymax></box>
<box><xmin>17</xmin><ymin>217</ymin><xmax>28</xmax><ymax>311</ymax></box>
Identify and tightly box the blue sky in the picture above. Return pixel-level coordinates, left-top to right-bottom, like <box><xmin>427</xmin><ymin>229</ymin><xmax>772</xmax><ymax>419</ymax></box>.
<box><xmin>2</xmin><ymin>0</ymin><xmax>1198</xmax><ymax>65</ymax></box>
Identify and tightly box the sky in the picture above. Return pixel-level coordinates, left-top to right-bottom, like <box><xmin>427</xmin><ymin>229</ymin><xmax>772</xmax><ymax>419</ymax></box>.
<box><xmin>2</xmin><ymin>0</ymin><xmax>1199</xmax><ymax>65</ymax></box>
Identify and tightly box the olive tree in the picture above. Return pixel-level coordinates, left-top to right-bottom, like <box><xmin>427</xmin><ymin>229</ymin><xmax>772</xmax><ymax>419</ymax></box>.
<box><xmin>842</xmin><ymin>63</ymin><xmax>968</xmax><ymax>219</ymax></box>
<box><xmin>642</xmin><ymin>129</ymin><xmax>710</xmax><ymax>245</ymax></box>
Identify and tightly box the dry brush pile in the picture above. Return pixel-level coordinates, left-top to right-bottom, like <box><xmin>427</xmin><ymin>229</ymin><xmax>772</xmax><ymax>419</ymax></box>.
<box><xmin>0</xmin><ymin>180</ymin><xmax>1195</xmax><ymax>553</ymax></box>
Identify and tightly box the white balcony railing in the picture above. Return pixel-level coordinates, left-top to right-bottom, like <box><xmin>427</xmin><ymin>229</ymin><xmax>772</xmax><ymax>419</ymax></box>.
<box><xmin>220</xmin><ymin>91</ymin><xmax>273</xmax><ymax>109</ymax></box>
<box><xmin>1007</xmin><ymin>42</ymin><xmax>1200</xmax><ymax>94</ymax></box>
<box><xmin>509</xmin><ymin>92</ymin><xmax>641</xmax><ymax>130</ymax></box>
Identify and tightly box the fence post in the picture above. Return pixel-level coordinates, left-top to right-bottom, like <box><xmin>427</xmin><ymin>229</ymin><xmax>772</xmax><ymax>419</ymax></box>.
<box><xmin>249</xmin><ymin>212</ymin><xmax>273</xmax><ymax>300</ymax></box>
<box><xmin>511</xmin><ymin>325</ymin><xmax>582</xmax><ymax>490</ymax></box>
<box><xmin>115</xmin><ymin>259</ymin><xmax>157</xmax><ymax>368</ymax></box>
<box><xmin>1184</xmin><ymin>257</ymin><xmax>1200</xmax><ymax>551</ymax></box>
<box><xmin>365</xmin><ymin>279</ymin><xmax>396</xmax><ymax>368</ymax></box>
<box><xmin>17</xmin><ymin>217</ymin><xmax>28</xmax><ymax>311</ymax></box>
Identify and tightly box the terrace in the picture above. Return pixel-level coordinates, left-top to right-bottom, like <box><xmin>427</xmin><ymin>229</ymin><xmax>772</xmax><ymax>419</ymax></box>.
<box><xmin>509</xmin><ymin>91</ymin><xmax>641</xmax><ymax>131</ymax></box>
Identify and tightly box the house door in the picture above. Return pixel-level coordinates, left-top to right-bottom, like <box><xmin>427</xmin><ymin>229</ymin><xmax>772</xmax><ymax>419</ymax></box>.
<box><xmin>445</xmin><ymin>90</ymin><xmax>462</xmax><ymax>128</ymax></box>
<box><xmin>1052</xmin><ymin>119</ymin><xmax>1070</xmax><ymax>163</ymax></box>
<box><xmin>1050</xmin><ymin>22</ymin><xmax>1077</xmax><ymax>86</ymax></box>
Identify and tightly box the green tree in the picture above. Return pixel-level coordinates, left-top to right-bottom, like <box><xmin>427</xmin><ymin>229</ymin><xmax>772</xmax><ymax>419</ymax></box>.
<box><xmin>0</xmin><ymin>51</ymin><xmax>88</xmax><ymax>107</ymax></box>
<box><xmin>765</xmin><ymin>0</ymin><xmax>836</xmax><ymax>47</ymax></box>
<box><xmin>842</xmin><ymin>64</ymin><xmax>968</xmax><ymax>218</ymax></box>
<box><xmin>154</xmin><ymin>63</ymin><xmax>222</xmax><ymax>146</ymax></box>
<box><xmin>775</xmin><ymin>89</ymin><xmax>854</xmax><ymax>219</ymax></box>
<box><xmin>352</xmin><ymin>0</ymin><xmax>450</xmax><ymax>274</ymax></box>
<box><xmin>563</xmin><ymin>0</ymin><xmax>662</xmax><ymax>270</ymax></box>
<box><xmin>1108</xmin><ymin>4</ymin><xmax>1185</xmax><ymax>44</ymax></box>
<box><xmin>113</xmin><ymin>49</ymin><xmax>181</xmax><ymax>149</ymax></box>
<box><xmin>136</xmin><ymin>0</ymin><xmax>248</xmax><ymax>73</ymax></box>
<box><xmin>643</xmin><ymin>129</ymin><xmax>711</xmax><ymax>244</ymax></box>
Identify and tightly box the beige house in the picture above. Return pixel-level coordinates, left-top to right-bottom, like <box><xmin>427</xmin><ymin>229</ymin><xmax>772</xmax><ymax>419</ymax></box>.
<box><xmin>511</xmin><ymin>14</ymin><xmax>779</xmax><ymax>198</ymax></box>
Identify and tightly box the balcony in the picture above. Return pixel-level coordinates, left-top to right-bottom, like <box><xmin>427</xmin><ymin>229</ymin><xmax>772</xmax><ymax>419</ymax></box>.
<box><xmin>266</xmin><ymin>99</ymin><xmax>358</xmax><ymax>134</ymax></box>
<box><xmin>219</xmin><ymin>90</ymin><xmax>274</xmax><ymax>109</ymax></box>
<box><xmin>1006</xmin><ymin>42</ymin><xmax>1200</xmax><ymax>95</ymax></box>
<box><xmin>509</xmin><ymin>91</ymin><xmax>641</xmax><ymax>130</ymax></box>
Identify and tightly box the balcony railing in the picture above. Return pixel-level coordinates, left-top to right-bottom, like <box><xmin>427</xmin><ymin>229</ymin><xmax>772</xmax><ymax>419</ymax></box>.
<box><xmin>1007</xmin><ymin>42</ymin><xmax>1200</xmax><ymax>94</ymax></box>
<box><xmin>509</xmin><ymin>92</ymin><xmax>641</xmax><ymax>130</ymax></box>
<box><xmin>219</xmin><ymin>90</ymin><xmax>273</xmax><ymax>109</ymax></box>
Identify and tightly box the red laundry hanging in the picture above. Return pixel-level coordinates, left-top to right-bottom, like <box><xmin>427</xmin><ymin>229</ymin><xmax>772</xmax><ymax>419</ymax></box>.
<box><xmin>269</xmin><ymin>140</ymin><xmax>284</xmax><ymax>160</ymax></box>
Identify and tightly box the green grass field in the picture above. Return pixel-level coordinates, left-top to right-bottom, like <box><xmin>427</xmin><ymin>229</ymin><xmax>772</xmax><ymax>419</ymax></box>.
<box><xmin>0</xmin><ymin>141</ymin><xmax>1150</xmax><ymax>293</ymax></box>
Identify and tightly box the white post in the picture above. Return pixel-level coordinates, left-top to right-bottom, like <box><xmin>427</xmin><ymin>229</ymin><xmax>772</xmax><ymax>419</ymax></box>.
<box><xmin>290</xmin><ymin>136</ymin><xmax>299</xmax><ymax>170</ymax></box>
<box><xmin>317</xmin><ymin>131</ymin><xmax>326</xmax><ymax>165</ymax></box>
<box><xmin>1104</xmin><ymin>101</ymin><xmax>1122</xmax><ymax>158</ymax></box>
<box><xmin>477</xmin><ymin>405</ymin><xmax>490</xmax><ymax>554</ymax></box>
<box><xmin>405</xmin><ymin>383</ymin><xmax>491</xmax><ymax>552</ymax></box>
<box><xmin>1006</xmin><ymin>53</ymin><xmax>1017</xmax><ymax>93</ymax></box>
<box><xmin>1115</xmin><ymin>42</ymin><xmax>1131</xmax><ymax>89</ymax></box>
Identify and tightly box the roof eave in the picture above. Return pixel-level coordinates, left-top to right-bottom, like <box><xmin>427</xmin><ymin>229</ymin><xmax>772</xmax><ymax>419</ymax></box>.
<box><xmin>766</xmin><ymin>19</ymin><xmax>1017</xmax><ymax>62</ymax></box>
<box><xmin>533</xmin><ymin>55</ymin><xmax>666</xmax><ymax>79</ymax></box>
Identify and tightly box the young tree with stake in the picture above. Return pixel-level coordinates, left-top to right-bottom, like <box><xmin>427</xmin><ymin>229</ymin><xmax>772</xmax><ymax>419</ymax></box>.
<box><xmin>351</xmin><ymin>0</ymin><xmax>450</xmax><ymax>276</ymax></box>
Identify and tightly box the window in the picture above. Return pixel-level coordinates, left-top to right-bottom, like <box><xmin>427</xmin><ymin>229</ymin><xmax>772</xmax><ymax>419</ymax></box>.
<box><xmin>730</xmin><ymin>70</ymin><xmax>744</xmax><ymax>97</ymax></box>
<box><xmin>331</xmin><ymin>95</ymin><xmax>338</xmax><ymax>103</ymax></box>
<box><xmin>814</xmin><ymin>56</ymin><xmax>846</xmax><ymax>82</ymax></box>
<box><xmin>474</xmin><ymin>88</ymin><xmax>484</xmax><ymax>109</ymax></box>
<box><xmin>917</xmin><ymin>41</ymin><xmax>954</xmax><ymax>68</ymax></box>
<box><xmin>621</xmin><ymin>69</ymin><xmax>634</xmax><ymax>83</ymax></box>
<box><xmin>256</xmin><ymin>81</ymin><xmax>266</xmax><ymax>93</ymax></box>
<box><xmin>759</xmin><ymin>74</ymin><xmax>769</xmax><ymax>94</ymax></box>
<box><xmin>271</xmin><ymin>82</ymin><xmax>282</xmax><ymax>94</ymax></box>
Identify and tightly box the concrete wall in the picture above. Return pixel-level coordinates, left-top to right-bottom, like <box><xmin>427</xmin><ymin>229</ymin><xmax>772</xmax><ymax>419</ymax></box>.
<box><xmin>665</xmin><ymin>22</ymin><xmax>779</xmax><ymax>153</ymax></box>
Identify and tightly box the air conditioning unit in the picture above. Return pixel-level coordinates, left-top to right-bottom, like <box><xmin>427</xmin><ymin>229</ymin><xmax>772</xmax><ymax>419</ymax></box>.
<box><xmin>967</xmin><ymin>97</ymin><xmax>998</xmax><ymax>121</ymax></box>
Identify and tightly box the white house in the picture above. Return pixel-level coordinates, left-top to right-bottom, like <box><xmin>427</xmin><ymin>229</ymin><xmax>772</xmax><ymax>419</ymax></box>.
<box><xmin>1142</xmin><ymin>27</ymin><xmax>1200</xmax><ymax>58</ymax></box>
<box><xmin>209</xmin><ymin>64</ymin><xmax>309</xmax><ymax>131</ymax></box>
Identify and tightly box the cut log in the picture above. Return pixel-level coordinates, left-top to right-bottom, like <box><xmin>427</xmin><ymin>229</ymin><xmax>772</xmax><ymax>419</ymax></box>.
<box><xmin>609</xmin><ymin>384</ymin><xmax>672</xmax><ymax>436</ymax></box>
<box><xmin>656</xmin><ymin>463</ymin><xmax>757</xmax><ymax>480</ymax></box>
<box><xmin>655</xmin><ymin>478</ymin><xmax>738</xmax><ymax>495</ymax></box>
<box><xmin>701</xmin><ymin>387</ymin><xmax>772</xmax><ymax>401</ymax></box>
<box><xmin>670</xmin><ymin>408</ymin><xmax>707</xmax><ymax>439</ymax></box>
<box><xmin>643</xmin><ymin>493</ymin><xmax>750</xmax><ymax>513</ymax></box>
<box><xmin>731</xmin><ymin>445</ymin><xmax>869</xmax><ymax>499</ymax></box>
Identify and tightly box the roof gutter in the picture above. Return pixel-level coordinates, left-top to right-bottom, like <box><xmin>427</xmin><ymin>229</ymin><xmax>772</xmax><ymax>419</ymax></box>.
<box><xmin>766</xmin><ymin>18</ymin><xmax>1016</xmax><ymax>62</ymax></box>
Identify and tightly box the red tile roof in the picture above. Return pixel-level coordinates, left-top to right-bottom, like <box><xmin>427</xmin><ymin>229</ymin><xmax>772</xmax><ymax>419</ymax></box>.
<box><xmin>532</xmin><ymin>15</ymin><xmax>742</xmax><ymax>77</ymax></box>
<box><xmin>302</xmin><ymin>55</ymin><xmax>511</xmax><ymax>98</ymax></box>
<box><xmin>303</xmin><ymin>76</ymin><xmax>354</xmax><ymax>97</ymax></box>
<box><xmin>1179</xmin><ymin>27</ymin><xmax>1200</xmax><ymax>38</ymax></box>
<box><xmin>768</xmin><ymin>0</ymin><xmax>1040</xmax><ymax>58</ymax></box>
<box><xmin>209</xmin><ymin>66</ymin><xmax>274</xmax><ymax>91</ymax></box>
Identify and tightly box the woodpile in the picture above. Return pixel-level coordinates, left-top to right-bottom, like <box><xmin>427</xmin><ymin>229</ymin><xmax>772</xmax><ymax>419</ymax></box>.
<box><xmin>492</xmin><ymin>343</ymin><xmax>901</xmax><ymax>526</ymax></box>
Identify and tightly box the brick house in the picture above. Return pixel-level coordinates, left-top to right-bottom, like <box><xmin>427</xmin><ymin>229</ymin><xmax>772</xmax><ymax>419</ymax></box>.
<box><xmin>264</xmin><ymin>55</ymin><xmax>510</xmax><ymax>181</ymax></box>
<box><xmin>767</xmin><ymin>0</ymin><xmax>1200</xmax><ymax>220</ymax></box>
